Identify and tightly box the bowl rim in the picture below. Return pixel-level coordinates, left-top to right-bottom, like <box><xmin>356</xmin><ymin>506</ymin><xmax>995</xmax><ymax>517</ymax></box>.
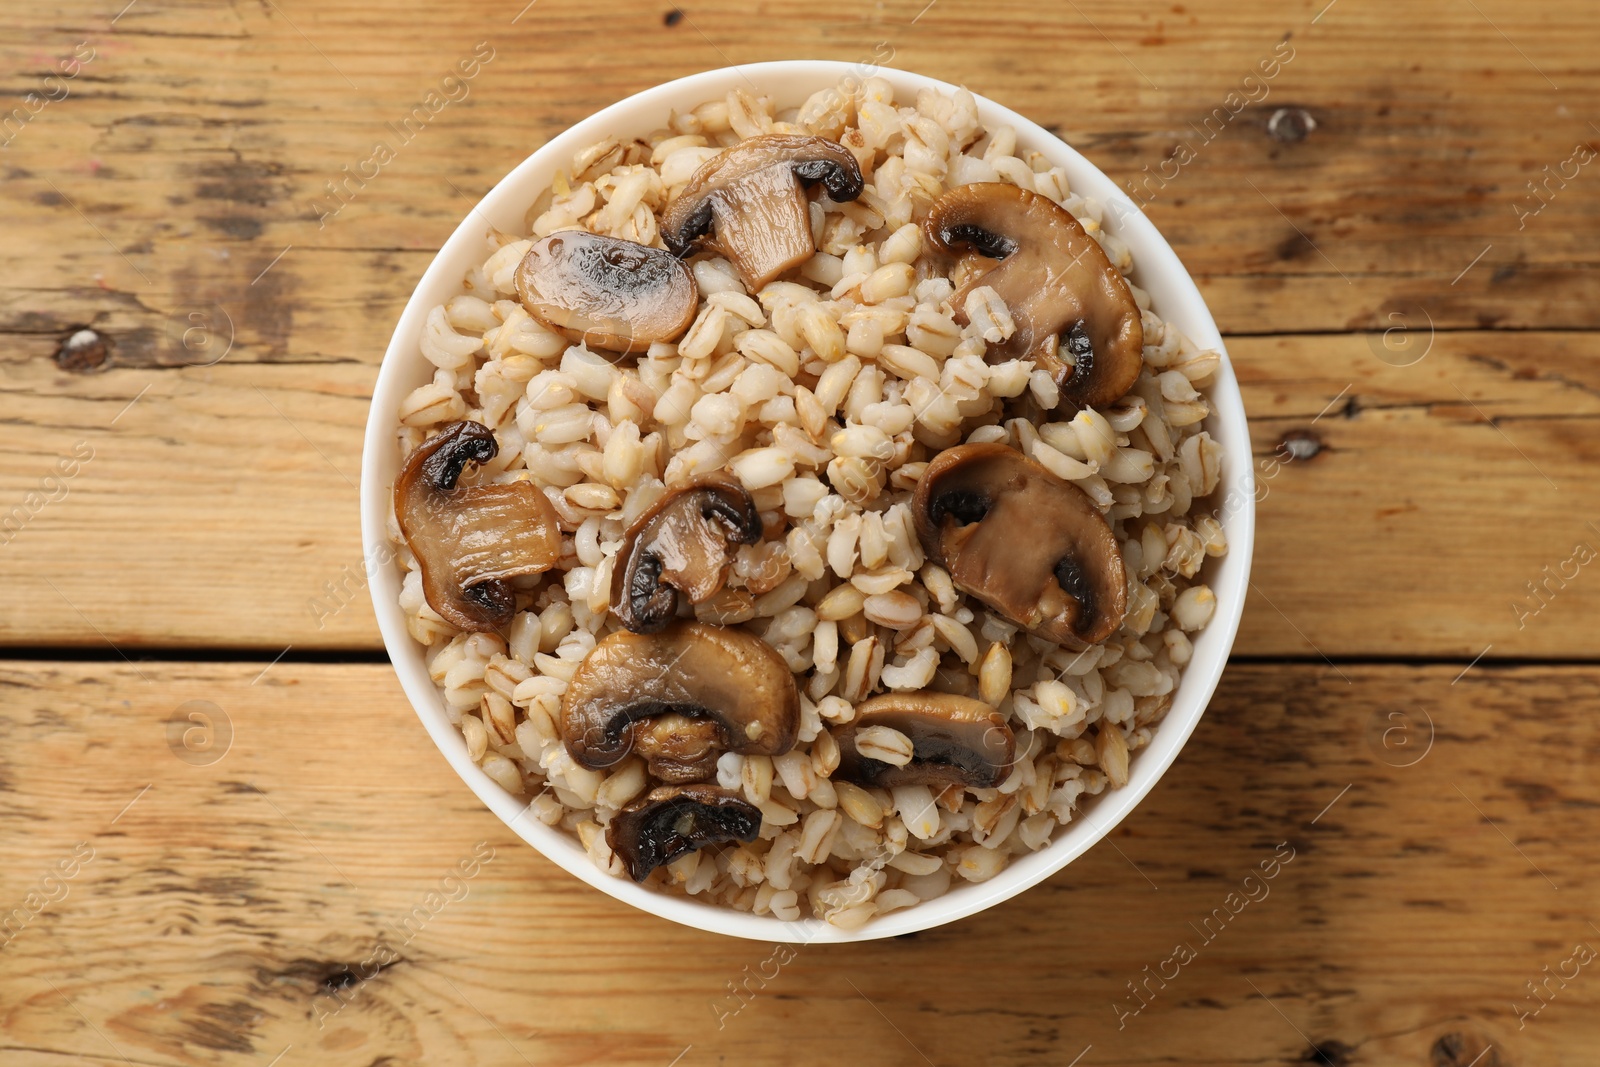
<box><xmin>361</xmin><ymin>58</ymin><xmax>1255</xmax><ymax>943</ymax></box>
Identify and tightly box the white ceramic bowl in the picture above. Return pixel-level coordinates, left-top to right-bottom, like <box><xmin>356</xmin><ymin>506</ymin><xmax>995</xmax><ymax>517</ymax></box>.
<box><xmin>362</xmin><ymin>60</ymin><xmax>1255</xmax><ymax>943</ymax></box>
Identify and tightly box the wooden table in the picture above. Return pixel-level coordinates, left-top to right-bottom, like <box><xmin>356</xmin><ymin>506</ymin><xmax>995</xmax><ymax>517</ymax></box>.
<box><xmin>3</xmin><ymin>1</ymin><xmax>1597</xmax><ymax>1063</ymax></box>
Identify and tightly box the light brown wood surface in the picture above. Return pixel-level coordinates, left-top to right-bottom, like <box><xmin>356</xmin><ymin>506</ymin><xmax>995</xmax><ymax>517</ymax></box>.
<box><xmin>6</xmin><ymin>331</ymin><xmax>1600</xmax><ymax>657</ymax></box>
<box><xmin>3</xmin><ymin>661</ymin><xmax>1596</xmax><ymax>1067</ymax></box>
<box><xmin>3</xmin><ymin>0</ymin><xmax>1598</xmax><ymax>1063</ymax></box>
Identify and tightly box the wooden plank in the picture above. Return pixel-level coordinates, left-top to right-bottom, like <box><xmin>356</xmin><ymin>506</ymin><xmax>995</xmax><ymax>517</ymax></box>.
<box><xmin>0</xmin><ymin>0</ymin><xmax>1598</xmax><ymax>366</ymax></box>
<box><xmin>0</xmin><ymin>359</ymin><xmax>373</xmax><ymax>651</ymax></box>
<box><xmin>1234</xmin><ymin>329</ymin><xmax>1600</xmax><ymax>661</ymax></box>
<box><xmin>0</xmin><ymin>660</ymin><xmax>1594</xmax><ymax>1064</ymax></box>
<box><xmin>4</xmin><ymin>331</ymin><xmax>1598</xmax><ymax>656</ymax></box>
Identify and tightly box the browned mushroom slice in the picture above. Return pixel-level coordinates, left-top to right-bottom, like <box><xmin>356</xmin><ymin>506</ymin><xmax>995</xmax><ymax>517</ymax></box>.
<box><xmin>911</xmin><ymin>443</ymin><xmax>1127</xmax><ymax>648</ymax></box>
<box><xmin>610</xmin><ymin>473</ymin><xmax>761</xmax><ymax>634</ymax></box>
<box><xmin>608</xmin><ymin>785</ymin><xmax>762</xmax><ymax>882</ymax></box>
<box><xmin>560</xmin><ymin>621</ymin><xmax>800</xmax><ymax>781</ymax></box>
<box><xmin>661</xmin><ymin>134</ymin><xmax>865</xmax><ymax>290</ymax></box>
<box><xmin>925</xmin><ymin>182</ymin><xmax>1144</xmax><ymax>410</ymax></box>
<box><xmin>833</xmin><ymin>692</ymin><xmax>1015</xmax><ymax>789</ymax></box>
<box><xmin>395</xmin><ymin>420</ymin><xmax>561</xmax><ymax>632</ymax></box>
<box><xmin>514</xmin><ymin>230</ymin><xmax>696</xmax><ymax>355</ymax></box>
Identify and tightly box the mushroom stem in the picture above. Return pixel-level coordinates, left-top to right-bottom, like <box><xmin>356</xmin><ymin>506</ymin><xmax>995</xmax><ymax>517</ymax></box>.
<box><xmin>394</xmin><ymin>421</ymin><xmax>561</xmax><ymax>632</ymax></box>
<box><xmin>661</xmin><ymin>134</ymin><xmax>864</xmax><ymax>291</ymax></box>
<box><xmin>699</xmin><ymin>167</ymin><xmax>815</xmax><ymax>296</ymax></box>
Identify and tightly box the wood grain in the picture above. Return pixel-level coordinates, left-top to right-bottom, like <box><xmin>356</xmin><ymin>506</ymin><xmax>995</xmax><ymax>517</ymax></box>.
<box><xmin>5</xmin><ymin>0</ymin><xmax>1599</xmax><ymax>1063</ymax></box>
<box><xmin>3</xmin><ymin>331</ymin><xmax>1598</xmax><ymax>656</ymax></box>
<box><xmin>1</xmin><ymin>660</ymin><xmax>1594</xmax><ymax>1066</ymax></box>
<box><xmin>1</xmin><ymin>0</ymin><xmax>1598</xmax><ymax>362</ymax></box>
<box><xmin>5</xmin><ymin>0</ymin><xmax>1600</xmax><ymax>657</ymax></box>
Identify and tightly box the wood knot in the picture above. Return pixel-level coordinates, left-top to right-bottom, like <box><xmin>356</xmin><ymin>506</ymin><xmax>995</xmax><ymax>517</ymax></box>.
<box><xmin>1278</xmin><ymin>429</ymin><xmax>1323</xmax><ymax>461</ymax></box>
<box><xmin>55</xmin><ymin>326</ymin><xmax>113</xmax><ymax>373</ymax></box>
<box><xmin>663</xmin><ymin>8</ymin><xmax>683</xmax><ymax>25</ymax></box>
<box><xmin>322</xmin><ymin>968</ymin><xmax>359</xmax><ymax>992</ymax></box>
<box><xmin>1301</xmin><ymin>1040</ymin><xmax>1355</xmax><ymax>1066</ymax></box>
<box><xmin>1431</xmin><ymin>1033</ymin><xmax>1500</xmax><ymax>1067</ymax></box>
<box><xmin>1267</xmin><ymin>107</ymin><xmax>1317</xmax><ymax>144</ymax></box>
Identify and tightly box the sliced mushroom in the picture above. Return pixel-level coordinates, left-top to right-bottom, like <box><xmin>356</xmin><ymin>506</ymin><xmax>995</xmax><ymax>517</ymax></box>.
<box><xmin>610</xmin><ymin>473</ymin><xmax>761</xmax><ymax>633</ymax></box>
<box><xmin>394</xmin><ymin>420</ymin><xmax>561</xmax><ymax>631</ymax></box>
<box><xmin>925</xmin><ymin>182</ymin><xmax>1144</xmax><ymax>410</ymax></box>
<box><xmin>833</xmin><ymin>692</ymin><xmax>1015</xmax><ymax>789</ymax></box>
<box><xmin>514</xmin><ymin>230</ymin><xmax>696</xmax><ymax>354</ymax></box>
<box><xmin>661</xmin><ymin>134</ymin><xmax>865</xmax><ymax>290</ymax></box>
<box><xmin>560</xmin><ymin>621</ymin><xmax>799</xmax><ymax>780</ymax></box>
<box><xmin>607</xmin><ymin>784</ymin><xmax>762</xmax><ymax>882</ymax></box>
<box><xmin>911</xmin><ymin>443</ymin><xmax>1127</xmax><ymax>648</ymax></box>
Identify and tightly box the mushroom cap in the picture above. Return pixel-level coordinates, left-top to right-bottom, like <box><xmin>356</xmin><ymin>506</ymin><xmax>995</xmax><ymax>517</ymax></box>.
<box><xmin>606</xmin><ymin>784</ymin><xmax>762</xmax><ymax>882</ymax></box>
<box><xmin>514</xmin><ymin>230</ymin><xmax>697</xmax><ymax>355</ymax></box>
<box><xmin>911</xmin><ymin>442</ymin><xmax>1128</xmax><ymax>648</ymax></box>
<box><xmin>926</xmin><ymin>183</ymin><xmax>1144</xmax><ymax>411</ymax></box>
<box><xmin>610</xmin><ymin>472</ymin><xmax>761</xmax><ymax>634</ymax></box>
<box><xmin>394</xmin><ymin>421</ymin><xmax>561</xmax><ymax>632</ymax></box>
<box><xmin>660</xmin><ymin>134</ymin><xmax>864</xmax><ymax>290</ymax></box>
<box><xmin>560</xmin><ymin>621</ymin><xmax>800</xmax><ymax>776</ymax></box>
<box><xmin>833</xmin><ymin>692</ymin><xmax>1015</xmax><ymax>789</ymax></box>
